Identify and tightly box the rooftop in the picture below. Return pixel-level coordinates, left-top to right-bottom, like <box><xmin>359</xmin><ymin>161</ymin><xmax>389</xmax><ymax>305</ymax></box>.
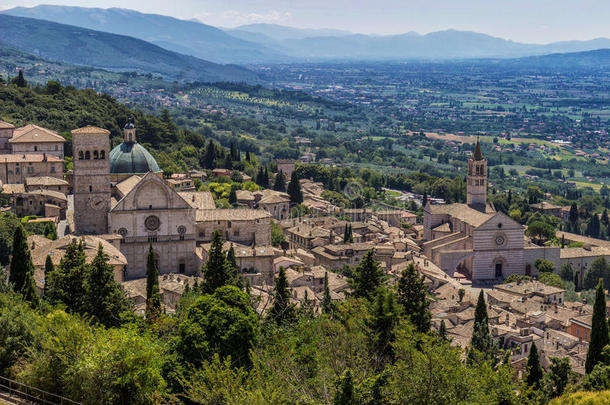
<box><xmin>11</xmin><ymin>124</ymin><xmax>65</xmax><ymax>143</ymax></box>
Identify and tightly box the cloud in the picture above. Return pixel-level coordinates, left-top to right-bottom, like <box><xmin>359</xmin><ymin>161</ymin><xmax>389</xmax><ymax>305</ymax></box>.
<box><xmin>222</xmin><ymin>9</ymin><xmax>292</xmax><ymax>25</ymax></box>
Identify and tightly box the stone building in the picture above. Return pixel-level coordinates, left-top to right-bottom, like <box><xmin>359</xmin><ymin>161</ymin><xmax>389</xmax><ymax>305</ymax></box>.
<box><xmin>109</xmin><ymin>172</ymin><xmax>198</xmax><ymax>278</ymax></box>
<box><xmin>257</xmin><ymin>191</ymin><xmax>290</xmax><ymax>220</ymax></box>
<box><xmin>195</xmin><ymin>209</ymin><xmax>271</xmax><ymax>246</ymax></box>
<box><xmin>423</xmin><ymin>139</ymin><xmax>549</xmax><ymax>281</ymax></box>
<box><xmin>10</xmin><ymin>124</ymin><xmax>66</xmax><ymax>158</ymax></box>
<box><xmin>0</xmin><ymin>120</ymin><xmax>15</xmax><ymax>153</ymax></box>
<box><xmin>72</xmin><ymin>126</ymin><xmax>111</xmax><ymax>235</ymax></box>
<box><xmin>0</xmin><ymin>153</ymin><xmax>63</xmax><ymax>184</ymax></box>
<box><xmin>25</xmin><ymin>176</ymin><xmax>70</xmax><ymax>193</ymax></box>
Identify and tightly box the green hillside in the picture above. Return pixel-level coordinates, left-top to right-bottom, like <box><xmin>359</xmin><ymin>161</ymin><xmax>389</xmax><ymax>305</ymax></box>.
<box><xmin>0</xmin><ymin>14</ymin><xmax>257</xmax><ymax>83</ymax></box>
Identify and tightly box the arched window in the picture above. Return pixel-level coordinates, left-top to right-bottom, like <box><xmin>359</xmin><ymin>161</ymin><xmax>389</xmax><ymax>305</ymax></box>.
<box><xmin>85</xmin><ymin>151</ymin><xmax>90</xmax><ymax>160</ymax></box>
<box><xmin>78</xmin><ymin>151</ymin><xmax>84</xmax><ymax>160</ymax></box>
<box><xmin>93</xmin><ymin>150</ymin><xmax>99</xmax><ymax>159</ymax></box>
<box><xmin>100</xmin><ymin>150</ymin><xmax>105</xmax><ymax>160</ymax></box>
<box><xmin>34</xmin><ymin>146</ymin><xmax>38</xmax><ymax>151</ymax></box>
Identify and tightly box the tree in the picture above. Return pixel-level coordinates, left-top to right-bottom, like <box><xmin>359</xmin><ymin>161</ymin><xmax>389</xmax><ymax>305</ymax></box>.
<box><xmin>9</xmin><ymin>225</ymin><xmax>34</xmax><ymax>294</ymax></box>
<box><xmin>273</xmin><ymin>170</ymin><xmax>286</xmax><ymax>192</ymax></box>
<box><xmin>322</xmin><ymin>271</ymin><xmax>333</xmax><ymax>314</ymax></box>
<box><xmin>396</xmin><ymin>263</ymin><xmax>430</xmax><ymax>333</ymax></box>
<box><xmin>534</xmin><ymin>258</ymin><xmax>556</xmax><ymax>273</ymax></box>
<box><xmin>177</xmin><ymin>286</ymin><xmax>259</xmax><ymax>368</ymax></box>
<box><xmin>287</xmin><ymin>171</ymin><xmax>303</xmax><ymax>205</ymax></box>
<box><xmin>438</xmin><ymin>320</ymin><xmax>448</xmax><ymax>341</ymax></box>
<box><xmin>44</xmin><ymin>222</ymin><xmax>57</xmax><ymax>240</ymax></box>
<box><xmin>369</xmin><ymin>289</ymin><xmax>399</xmax><ymax>367</ymax></box>
<box><xmin>526</xmin><ymin>343</ymin><xmax>543</xmax><ymax>388</ymax></box>
<box><xmin>526</xmin><ymin>221</ymin><xmax>555</xmax><ymax>245</ymax></box>
<box><xmin>586</xmin><ymin>280</ymin><xmax>609</xmax><ymax>373</ymax></box>
<box><xmin>350</xmin><ymin>249</ymin><xmax>384</xmax><ymax>300</ymax></box>
<box><xmin>587</xmin><ymin>213</ymin><xmax>601</xmax><ymax>239</ymax></box>
<box><xmin>270</xmin><ymin>267</ymin><xmax>293</xmax><ymax>324</ymax></box>
<box><xmin>549</xmin><ymin>357</ymin><xmax>571</xmax><ymax>397</ymax></box>
<box><xmin>228</xmin><ymin>187</ymin><xmax>237</xmax><ymax>206</ymax></box>
<box><xmin>84</xmin><ymin>244</ymin><xmax>128</xmax><ymax>327</ymax></box>
<box><xmin>469</xmin><ymin>290</ymin><xmax>496</xmax><ymax>362</ymax></box>
<box><xmin>45</xmin><ymin>240</ymin><xmax>87</xmax><ymax>312</ymax></box>
<box><xmin>458</xmin><ymin>288</ymin><xmax>465</xmax><ymax>302</ymax></box>
<box><xmin>560</xmin><ymin>263</ymin><xmax>575</xmax><ymax>282</ymax></box>
<box><xmin>145</xmin><ymin>245</ymin><xmax>162</xmax><ymax>322</ymax></box>
<box><xmin>343</xmin><ymin>224</ymin><xmax>353</xmax><ymax>243</ymax></box>
<box><xmin>43</xmin><ymin>255</ymin><xmax>54</xmax><ymax>296</ymax></box>
<box><xmin>13</xmin><ymin>70</ymin><xmax>27</xmax><ymax>87</ymax></box>
<box><xmin>569</xmin><ymin>203</ymin><xmax>579</xmax><ymax>224</ymax></box>
<box><xmin>201</xmin><ymin>230</ymin><xmax>237</xmax><ymax>294</ymax></box>
<box><xmin>584</xmin><ymin>257</ymin><xmax>610</xmax><ymax>290</ymax></box>
<box><xmin>334</xmin><ymin>369</ymin><xmax>355</xmax><ymax>405</ymax></box>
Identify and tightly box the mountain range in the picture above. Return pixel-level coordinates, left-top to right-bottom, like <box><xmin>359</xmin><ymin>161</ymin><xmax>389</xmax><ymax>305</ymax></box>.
<box><xmin>0</xmin><ymin>14</ymin><xmax>257</xmax><ymax>83</ymax></box>
<box><xmin>4</xmin><ymin>5</ymin><xmax>610</xmax><ymax>63</ymax></box>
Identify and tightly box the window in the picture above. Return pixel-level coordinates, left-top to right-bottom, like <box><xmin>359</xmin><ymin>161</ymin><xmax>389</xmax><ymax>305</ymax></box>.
<box><xmin>85</xmin><ymin>151</ymin><xmax>90</xmax><ymax>160</ymax></box>
<box><xmin>199</xmin><ymin>231</ymin><xmax>204</xmax><ymax>237</ymax></box>
<box><xmin>179</xmin><ymin>235</ymin><xmax>184</xmax><ymax>241</ymax></box>
<box><xmin>34</xmin><ymin>146</ymin><xmax>38</xmax><ymax>151</ymax></box>
<box><xmin>179</xmin><ymin>263</ymin><xmax>185</xmax><ymax>274</ymax></box>
<box><xmin>79</xmin><ymin>151</ymin><xmax>84</xmax><ymax>160</ymax></box>
<box><xmin>93</xmin><ymin>150</ymin><xmax>99</xmax><ymax>159</ymax></box>
<box><xmin>100</xmin><ymin>150</ymin><xmax>105</xmax><ymax>159</ymax></box>
<box><xmin>228</xmin><ymin>221</ymin><xmax>232</xmax><ymax>228</ymax></box>
<box><xmin>148</xmin><ymin>235</ymin><xmax>158</xmax><ymax>243</ymax></box>
<box><xmin>15</xmin><ymin>168</ymin><xmax>19</xmax><ymax>174</ymax></box>
<box><xmin>234</xmin><ymin>229</ymin><xmax>240</xmax><ymax>236</ymax></box>
<box><xmin>89</xmin><ymin>185</ymin><xmax>92</xmax><ymax>192</ymax></box>
<box><xmin>50</xmin><ymin>166</ymin><xmax>55</xmax><ymax>173</ymax></box>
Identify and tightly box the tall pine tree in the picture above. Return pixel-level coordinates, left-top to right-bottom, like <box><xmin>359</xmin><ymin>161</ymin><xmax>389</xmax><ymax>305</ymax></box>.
<box><xmin>586</xmin><ymin>279</ymin><xmax>609</xmax><ymax>373</ymax></box>
<box><xmin>145</xmin><ymin>244</ymin><xmax>162</xmax><ymax>321</ymax></box>
<box><xmin>9</xmin><ymin>225</ymin><xmax>34</xmax><ymax>293</ymax></box>
<box><xmin>368</xmin><ymin>289</ymin><xmax>398</xmax><ymax>367</ymax></box>
<box><xmin>43</xmin><ymin>254</ymin><xmax>54</xmax><ymax>297</ymax></box>
<box><xmin>396</xmin><ymin>263</ymin><xmax>431</xmax><ymax>333</ymax></box>
<box><xmin>287</xmin><ymin>171</ymin><xmax>303</xmax><ymax>205</ymax></box>
<box><xmin>45</xmin><ymin>240</ymin><xmax>87</xmax><ymax>312</ymax></box>
<box><xmin>84</xmin><ymin>244</ymin><xmax>129</xmax><ymax>327</ymax></box>
<box><xmin>469</xmin><ymin>290</ymin><xmax>495</xmax><ymax>361</ymax></box>
<box><xmin>201</xmin><ymin>230</ymin><xmax>236</xmax><ymax>294</ymax></box>
<box><xmin>526</xmin><ymin>343</ymin><xmax>543</xmax><ymax>388</ymax></box>
<box><xmin>322</xmin><ymin>271</ymin><xmax>333</xmax><ymax>314</ymax></box>
<box><xmin>270</xmin><ymin>266</ymin><xmax>292</xmax><ymax>324</ymax></box>
<box><xmin>273</xmin><ymin>170</ymin><xmax>286</xmax><ymax>192</ymax></box>
<box><xmin>350</xmin><ymin>249</ymin><xmax>384</xmax><ymax>300</ymax></box>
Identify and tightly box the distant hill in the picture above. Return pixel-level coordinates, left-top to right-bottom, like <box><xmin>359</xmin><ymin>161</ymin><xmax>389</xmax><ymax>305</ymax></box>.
<box><xmin>5</xmin><ymin>5</ymin><xmax>610</xmax><ymax>62</ymax></box>
<box><xmin>0</xmin><ymin>14</ymin><xmax>257</xmax><ymax>83</ymax></box>
<box><xmin>2</xmin><ymin>5</ymin><xmax>285</xmax><ymax>64</ymax></box>
<box><xmin>505</xmin><ymin>48</ymin><xmax>610</xmax><ymax>69</ymax></box>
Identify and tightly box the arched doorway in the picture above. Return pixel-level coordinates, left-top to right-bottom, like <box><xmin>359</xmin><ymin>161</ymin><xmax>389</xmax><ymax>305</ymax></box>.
<box><xmin>493</xmin><ymin>257</ymin><xmax>507</xmax><ymax>279</ymax></box>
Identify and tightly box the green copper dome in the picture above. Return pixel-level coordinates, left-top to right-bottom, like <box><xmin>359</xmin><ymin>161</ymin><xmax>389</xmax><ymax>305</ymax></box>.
<box><xmin>109</xmin><ymin>142</ymin><xmax>161</xmax><ymax>174</ymax></box>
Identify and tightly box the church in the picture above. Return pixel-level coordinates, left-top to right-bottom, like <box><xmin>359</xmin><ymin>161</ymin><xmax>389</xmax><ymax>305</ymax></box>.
<box><xmin>423</xmin><ymin>140</ymin><xmax>553</xmax><ymax>282</ymax></box>
<box><xmin>71</xmin><ymin>124</ymin><xmax>198</xmax><ymax>278</ymax></box>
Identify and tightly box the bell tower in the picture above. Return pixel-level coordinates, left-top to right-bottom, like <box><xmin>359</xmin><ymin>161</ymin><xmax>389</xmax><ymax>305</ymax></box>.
<box><xmin>467</xmin><ymin>138</ymin><xmax>487</xmax><ymax>212</ymax></box>
<box><xmin>72</xmin><ymin>126</ymin><xmax>111</xmax><ymax>235</ymax></box>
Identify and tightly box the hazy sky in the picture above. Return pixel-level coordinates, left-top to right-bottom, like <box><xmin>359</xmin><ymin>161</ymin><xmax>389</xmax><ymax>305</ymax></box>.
<box><xmin>1</xmin><ymin>0</ymin><xmax>609</xmax><ymax>43</ymax></box>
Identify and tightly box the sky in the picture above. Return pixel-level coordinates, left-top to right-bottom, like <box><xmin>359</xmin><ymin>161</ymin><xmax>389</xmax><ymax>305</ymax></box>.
<box><xmin>1</xmin><ymin>0</ymin><xmax>609</xmax><ymax>43</ymax></box>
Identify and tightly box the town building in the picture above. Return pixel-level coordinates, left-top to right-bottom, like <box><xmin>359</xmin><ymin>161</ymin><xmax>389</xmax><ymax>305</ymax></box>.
<box><xmin>0</xmin><ymin>153</ymin><xmax>63</xmax><ymax>184</ymax></box>
<box><xmin>9</xmin><ymin>124</ymin><xmax>66</xmax><ymax>158</ymax></box>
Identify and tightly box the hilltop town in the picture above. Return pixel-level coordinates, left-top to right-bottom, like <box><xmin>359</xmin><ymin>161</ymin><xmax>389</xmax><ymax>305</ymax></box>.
<box><xmin>2</xmin><ymin>115</ymin><xmax>609</xmax><ymax>384</ymax></box>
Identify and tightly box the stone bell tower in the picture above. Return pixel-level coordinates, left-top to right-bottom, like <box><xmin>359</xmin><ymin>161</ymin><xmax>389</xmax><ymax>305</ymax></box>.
<box><xmin>467</xmin><ymin>138</ymin><xmax>487</xmax><ymax>212</ymax></box>
<box><xmin>72</xmin><ymin>126</ymin><xmax>111</xmax><ymax>235</ymax></box>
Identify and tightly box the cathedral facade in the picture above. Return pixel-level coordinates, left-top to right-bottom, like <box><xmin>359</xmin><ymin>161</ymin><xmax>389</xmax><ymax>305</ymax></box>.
<box><xmin>423</xmin><ymin>139</ymin><xmax>546</xmax><ymax>282</ymax></box>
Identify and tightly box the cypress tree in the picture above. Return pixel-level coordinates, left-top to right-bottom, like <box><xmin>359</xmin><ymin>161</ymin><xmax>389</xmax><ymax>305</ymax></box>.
<box><xmin>9</xmin><ymin>225</ymin><xmax>34</xmax><ymax>293</ymax></box>
<box><xmin>569</xmin><ymin>203</ymin><xmax>578</xmax><ymax>224</ymax></box>
<box><xmin>350</xmin><ymin>249</ymin><xmax>384</xmax><ymax>301</ymax></box>
<box><xmin>85</xmin><ymin>244</ymin><xmax>128</xmax><ymax>327</ymax></box>
<box><xmin>21</xmin><ymin>272</ymin><xmax>39</xmax><ymax>306</ymax></box>
<box><xmin>14</xmin><ymin>70</ymin><xmax>27</xmax><ymax>87</ymax></box>
<box><xmin>586</xmin><ymin>279</ymin><xmax>609</xmax><ymax>373</ymax></box>
<box><xmin>43</xmin><ymin>254</ymin><xmax>54</xmax><ymax>296</ymax></box>
<box><xmin>343</xmin><ymin>224</ymin><xmax>349</xmax><ymax>243</ymax></box>
<box><xmin>469</xmin><ymin>290</ymin><xmax>495</xmax><ymax>360</ymax></box>
<box><xmin>228</xmin><ymin>187</ymin><xmax>237</xmax><ymax>206</ymax></box>
<box><xmin>287</xmin><ymin>171</ymin><xmax>303</xmax><ymax>205</ymax></box>
<box><xmin>526</xmin><ymin>343</ymin><xmax>543</xmax><ymax>388</ymax></box>
<box><xmin>201</xmin><ymin>230</ymin><xmax>235</xmax><ymax>293</ymax></box>
<box><xmin>397</xmin><ymin>262</ymin><xmax>431</xmax><ymax>333</ymax></box>
<box><xmin>273</xmin><ymin>170</ymin><xmax>286</xmax><ymax>192</ymax></box>
<box><xmin>333</xmin><ymin>369</ymin><xmax>355</xmax><ymax>405</ymax></box>
<box><xmin>369</xmin><ymin>289</ymin><xmax>398</xmax><ymax>366</ymax></box>
<box><xmin>439</xmin><ymin>320</ymin><xmax>448</xmax><ymax>341</ymax></box>
<box><xmin>255</xmin><ymin>167</ymin><xmax>265</xmax><ymax>186</ymax></box>
<box><xmin>44</xmin><ymin>222</ymin><xmax>57</xmax><ymax>240</ymax></box>
<box><xmin>145</xmin><ymin>244</ymin><xmax>162</xmax><ymax>321</ymax></box>
<box><xmin>45</xmin><ymin>240</ymin><xmax>87</xmax><ymax>311</ymax></box>
<box><xmin>270</xmin><ymin>266</ymin><xmax>292</xmax><ymax>324</ymax></box>
<box><xmin>322</xmin><ymin>271</ymin><xmax>333</xmax><ymax>314</ymax></box>
<box><xmin>263</xmin><ymin>167</ymin><xmax>270</xmax><ymax>188</ymax></box>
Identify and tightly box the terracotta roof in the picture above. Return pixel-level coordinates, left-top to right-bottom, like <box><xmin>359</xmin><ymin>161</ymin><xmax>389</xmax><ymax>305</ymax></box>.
<box><xmin>236</xmin><ymin>190</ymin><xmax>255</xmax><ymax>201</ymax></box>
<box><xmin>560</xmin><ymin>246</ymin><xmax>610</xmax><ymax>258</ymax></box>
<box><xmin>114</xmin><ymin>175</ymin><xmax>141</xmax><ymax>197</ymax></box>
<box><xmin>0</xmin><ymin>121</ymin><xmax>15</xmax><ymax>129</ymax></box>
<box><xmin>427</xmin><ymin>203</ymin><xmax>493</xmax><ymax>227</ymax></box>
<box><xmin>25</xmin><ymin>176</ymin><xmax>68</xmax><ymax>187</ymax></box>
<box><xmin>24</xmin><ymin>189</ymin><xmax>67</xmax><ymax>201</ymax></box>
<box><xmin>0</xmin><ymin>154</ymin><xmax>62</xmax><ymax>163</ymax></box>
<box><xmin>179</xmin><ymin>191</ymin><xmax>216</xmax><ymax>210</ymax></box>
<box><xmin>258</xmin><ymin>192</ymin><xmax>290</xmax><ymax>205</ymax></box>
<box><xmin>11</xmin><ymin>124</ymin><xmax>65</xmax><ymax>143</ymax></box>
<box><xmin>1</xmin><ymin>184</ymin><xmax>25</xmax><ymax>194</ymax></box>
<box><xmin>71</xmin><ymin>125</ymin><xmax>111</xmax><ymax>135</ymax></box>
<box><xmin>432</xmin><ymin>222</ymin><xmax>452</xmax><ymax>232</ymax></box>
<box><xmin>196</xmin><ymin>208</ymin><xmax>271</xmax><ymax>222</ymax></box>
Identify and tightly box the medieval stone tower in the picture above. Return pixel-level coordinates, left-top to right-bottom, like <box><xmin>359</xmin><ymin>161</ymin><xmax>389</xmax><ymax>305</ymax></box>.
<box><xmin>467</xmin><ymin>138</ymin><xmax>487</xmax><ymax>212</ymax></box>
<box><xmin>72</xmin><ymin>126</ymin><xmax>111</xmax><ymax>235</ymax></box>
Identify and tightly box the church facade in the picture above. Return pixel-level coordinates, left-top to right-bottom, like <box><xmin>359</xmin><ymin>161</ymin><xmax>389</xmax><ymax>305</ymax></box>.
<box><xmin>423</xmin><ymin>140</ymin><xmax>551</xmax><ymax>282</ymax></box>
